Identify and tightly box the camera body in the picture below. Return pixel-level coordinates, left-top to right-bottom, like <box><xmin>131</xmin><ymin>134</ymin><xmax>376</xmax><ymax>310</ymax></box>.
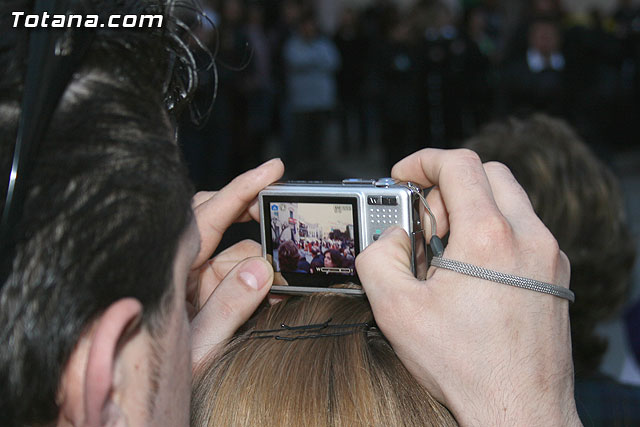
<box><xmin>259</xmin><ymin>178</ymin><xmax>427</xmax><ymax>295</ymax></box>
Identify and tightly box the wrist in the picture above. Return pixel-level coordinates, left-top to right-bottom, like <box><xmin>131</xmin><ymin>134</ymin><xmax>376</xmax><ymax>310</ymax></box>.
<box><xmin>449</xmin><ymin>395</ymin><xmax>581</xmax><ymax>427</ymax></box>
<box><xmin>444</xmin><ymin>375</ymin><xmax>582</xmax><ymax>426</ymax></box>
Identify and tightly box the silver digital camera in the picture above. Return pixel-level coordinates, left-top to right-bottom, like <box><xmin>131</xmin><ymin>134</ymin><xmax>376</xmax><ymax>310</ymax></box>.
<box><xmin>259</xmin><ymin>178</ymin><xmax>428</xmax><ymax>295</ymax></box>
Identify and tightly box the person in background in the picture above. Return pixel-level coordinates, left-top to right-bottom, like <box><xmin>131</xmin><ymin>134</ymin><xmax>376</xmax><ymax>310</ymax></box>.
<box><xmin>504</xmin><ymin>0</ymin><xmax>566</xmax><ymax>62</ymax></box>
<box><xmin>243</xmin><ymin>1</ymin><xmax>275</xmax><ymax>172</ymax></box>
<box><xmin>310</xmin><ymin>247</ymin><xmax>325</xmax><ymax>273</ymax></box>
<box><xmin>323</xmin><ymin>249</ymin><xmax>343</xmax><ymax>269</ymax></box>
<box><xmin>370</xmin><ymin>15</ymin><xmax>424</xmax><ymax>170</ymax></box>
<box><xmin>334</xmin><ymin>7</ymin><xmax>369</xmax><ymax>153</ymax></box>
<box><xmin>267</xmin><ymin>0</ymin><xmax>302</xmax><ymax>163</ymax></box>
<box><xmin>283</xmin><ymin>9</ymin><xmax>340</xmax><ymax>178</ymax></box>
<box><xmin>501</xmin><ymin>18</ymin><xmax>567</xmax><ymax>116</ymax></box>
<box><xmin>342</xmin><ymin>247</ymin><xmax>355</xmax><ymax>264</ymax></box>
<box><xmin>277</xmin><ymin>240</ymin><xmax>304</xmax><ymax>273</ymax></box>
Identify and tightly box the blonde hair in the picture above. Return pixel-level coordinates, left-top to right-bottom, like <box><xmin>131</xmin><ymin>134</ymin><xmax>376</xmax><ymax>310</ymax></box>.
<box><xmin>191</xmin><ymin>293</ymin><xmax>457</xmax><ymax>427</ymax></box>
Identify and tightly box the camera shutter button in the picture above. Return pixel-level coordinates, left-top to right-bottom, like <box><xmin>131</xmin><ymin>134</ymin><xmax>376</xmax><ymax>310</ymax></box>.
<box><xmin>375</xmin><ymin>177</ymin><xmax>396</xmax><ymax>187</ymax></box>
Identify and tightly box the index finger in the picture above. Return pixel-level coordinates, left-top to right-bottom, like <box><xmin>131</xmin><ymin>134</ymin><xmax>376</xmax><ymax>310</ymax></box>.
<box><xmin>193</xmin><ymin>191</ymin><xmax>261</xmax><ymax>223</ymax></box>
<box><xmin>192</xmin><ymin>158</ymin><xmax>284</xmax><ymax>267</ymax></box>
<box><xmin>391</xmin><ymin>148</ymin><xmax>500</xmax><ymax>231</ymax></box>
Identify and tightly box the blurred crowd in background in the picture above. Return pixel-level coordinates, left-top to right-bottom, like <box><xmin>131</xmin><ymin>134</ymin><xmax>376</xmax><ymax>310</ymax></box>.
<box><xmin>177</xmin><ymin>0</ymin><xmax>640</xmax><ymax>187</ymax></box>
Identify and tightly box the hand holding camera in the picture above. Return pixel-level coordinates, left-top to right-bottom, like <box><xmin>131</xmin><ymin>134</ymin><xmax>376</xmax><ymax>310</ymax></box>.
<box><xmin>191</xmin><ymin>151</ymin><xmax>580</xmax><ymax>426</ymax></box>
<box><xmin>356</xmin><ymin>148</ymin><xmax>580</xmax><ymax>426</ymax></box>
<box><xmin>189</xmin><ymin>159</ymin><xmax>283</xmax><ymax>367</ymax></box>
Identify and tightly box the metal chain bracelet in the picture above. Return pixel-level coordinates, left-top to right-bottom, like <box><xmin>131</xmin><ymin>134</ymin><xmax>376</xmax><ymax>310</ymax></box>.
<box><xmin>430</xmin><ymin>256</ymin><xmax>575</xmax><ymax>303</ymax></box>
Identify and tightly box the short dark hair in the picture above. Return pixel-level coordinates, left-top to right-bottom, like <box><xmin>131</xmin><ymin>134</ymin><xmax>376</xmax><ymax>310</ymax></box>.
<box><xmin>278</xmin><ymin>240</ymin><xmax>301</xmax><ymax>272</ymax></box>
<box><xmin>464</xmin><ymin>114</ymin><xmax>636</xmax><ymax>376</ymax></box>
<box><xmin>0</xmin><ymin>1</ymin><xmax>196</xmax><ymax>424</ymax></box>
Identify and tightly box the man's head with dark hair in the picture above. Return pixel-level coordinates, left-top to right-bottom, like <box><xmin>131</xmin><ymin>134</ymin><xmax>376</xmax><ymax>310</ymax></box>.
<box><xmin>0</xmin><ymin>0</ymin><xmax>199</xmax><ymax>424</ymax></box>
<box><xmin>278</xmin><ymin>240</ymin><xmax>300</xmax><ymax>272</ymax></box>
<box><xmin>464</xmin><ymin>114</ymin><xmax>636</xmax><ymax>376</ymax></box>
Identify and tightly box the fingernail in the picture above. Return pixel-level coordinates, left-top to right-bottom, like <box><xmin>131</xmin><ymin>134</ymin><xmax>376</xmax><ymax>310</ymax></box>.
<box><xmin>239</xmin><ymin>259</ymin><xmax>271</xmax><ymax>290</ymax></box>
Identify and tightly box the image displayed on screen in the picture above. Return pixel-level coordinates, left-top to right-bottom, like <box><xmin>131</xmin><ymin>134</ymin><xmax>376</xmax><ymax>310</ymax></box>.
<box><xmin>269</xmin><ymin>202</ymin><xmax>356</xmax><ymax>276</ymax></box>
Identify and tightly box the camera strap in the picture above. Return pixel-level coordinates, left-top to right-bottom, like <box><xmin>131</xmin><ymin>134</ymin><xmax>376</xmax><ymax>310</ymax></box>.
<box><xmin>429</xmin><ymin>256</ymin><xmax>575</xmax><ymax>303</ymax></box>
<box><xmin>416</xmin><ymin>188</ymin><xmax>575</xmax><ymax>303</ymax></box>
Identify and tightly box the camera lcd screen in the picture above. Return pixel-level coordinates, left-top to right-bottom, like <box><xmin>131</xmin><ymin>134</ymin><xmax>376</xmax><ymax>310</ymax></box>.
<box><xmin>262</xmin><ymin>196</ymin><xmax>360</xmax><ymax>287</ymax></box>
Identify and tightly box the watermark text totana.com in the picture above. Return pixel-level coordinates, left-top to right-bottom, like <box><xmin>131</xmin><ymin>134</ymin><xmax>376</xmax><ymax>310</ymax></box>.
<box><xmin>12</xmin><ymin>11</ymin><xmax>163</xmax><ymax>29</ymax></box>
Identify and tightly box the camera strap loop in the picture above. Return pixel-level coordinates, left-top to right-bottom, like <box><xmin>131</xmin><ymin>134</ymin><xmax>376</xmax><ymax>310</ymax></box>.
<box><xmin>417</xmin><ymin>187</ymin><xmax>575</xmax><ymax>303</ymax></box>
<box><xmin>430</xmin><ymin>257</ymin><xmax>575</xmax><ymax>303</ymax></box>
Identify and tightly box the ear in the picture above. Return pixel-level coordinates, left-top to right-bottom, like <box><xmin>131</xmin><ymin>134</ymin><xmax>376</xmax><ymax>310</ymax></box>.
<box><xmin>58</xmin><ymin>298</ymin><xmax>142</xmax><ymax>426</ymax></box>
